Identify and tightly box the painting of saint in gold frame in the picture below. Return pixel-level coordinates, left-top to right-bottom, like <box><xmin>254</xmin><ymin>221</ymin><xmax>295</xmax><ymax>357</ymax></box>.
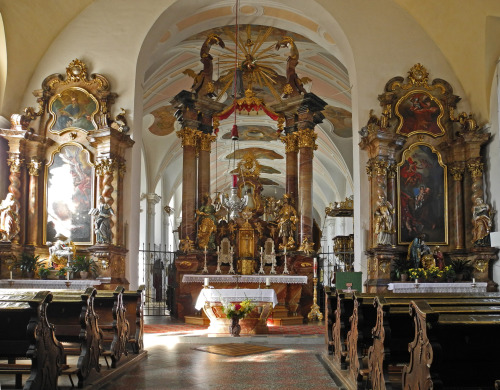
<box><xmin>398</xmin><ymin>143</ymin><xmax>447</xmax><ymax>245</ymax></box>
<box><xmin>48</xmin><ymin>87</ymin><xmax>98</xmax><ymax>134</ymax></box>
<box><xmin>395</xmin><ymin>90</ymin><xmax>445</xmax><ymax>137</ymax></box>
<box><xmin>45</xmin><ymin>143</ymin><xmax>94</xmax><ymax>245</ymax></box>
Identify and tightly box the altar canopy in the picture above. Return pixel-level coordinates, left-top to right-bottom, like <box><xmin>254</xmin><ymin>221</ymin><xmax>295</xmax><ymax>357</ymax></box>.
<box><xmin>195</xmin><ymin>288</ymin><xmax>278</xmax><ymax>310</ymax></box>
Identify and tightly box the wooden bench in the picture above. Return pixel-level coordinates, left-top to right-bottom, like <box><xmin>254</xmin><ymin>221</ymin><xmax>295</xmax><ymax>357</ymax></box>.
<box><xmin>324</xmin><ymin>288</ymin><xmax>336</xmax><ymax>355</ymax></box>
<box><xmin>122</xmin><ymin>285</ymin><xmax>145</xmax><ymax>354</ymax></box>
<box><xmin>93</xmin><ymin>286</ymin><xmax>130</xmax><ymax>368</ymax></box>
<box><xmin>0</xmin><ymin>290</ymin><xmax>65</xmax><ymax>389</ymax></box>
<box><xmin>368</xmin><ymin>295</ymin><xmax>500</xmax><ymax>390</ymax></box>
<box><xmin>402</xmin><ymin>299</ymin><xmax>500</xmax><ymax>389</ymax></box>
<box><xmin>332</xmin><ymin>291</ymin><xmax>355</xmax><ymax>369</ymax></box>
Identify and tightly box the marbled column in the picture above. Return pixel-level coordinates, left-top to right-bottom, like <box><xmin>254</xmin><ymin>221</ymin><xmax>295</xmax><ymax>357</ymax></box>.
<box><xmin>143</xmin><ymin>193</ymin><xmax>161</xmax><ymax>247</ymax></box>
<box><xmin>450</xmin><ymin>165</ymin><xmax>465</xmax><ymax>250</ymax></box>
<box><xmin>297</xmin><ymin>128</ymin><xmax>316</xmax><ymax>244</ymax></box>
<box><xmin>467</xmin><ymin>159</ymin><xmax>484</xmax><ymax>207</ymax></box>
<box><xmin>281</xmin><ymin>133</ymin><xmax>299</xmax><ymax>208</ymax></box>
<box><xmin>26</xmin><ymin>157</ymin><xmax>42</xmax><ymax>246</ymax></box>
<box><xmin>116</xmin><ymin>160</ymin><xmax>126</xmax><ymax>246</ymax></box>
<box><xmin>387</xmin><ymin>161</ymin><xmax>397</xmax><ymax>246</ymax></box>
<box><xmin>177</xmin><ymin>128</ymin><xmax>199</xmax><ymax>241</ymax></box>
<box><xmin>96</xmin><ymin>158</ymin><xmax>117</xmax><ymax>244</ymax></box>
<box><xmin>6</xmin><ymin>155</ymin><xmax>23</xmax><ymax>244</ymax></box>
<box><xmin>198</xmin><ymin>133</ymin><xmax>215</xmax><ymax>208</ymax></box>
<box><xmin>367</xmin><ymin>158</ymin><xmax>388</xmax><ymax>247</ymax></box>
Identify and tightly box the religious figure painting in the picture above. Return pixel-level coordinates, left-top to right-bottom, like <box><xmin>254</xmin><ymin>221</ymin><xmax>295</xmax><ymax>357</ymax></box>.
<box><xmin>45</xmin><ymin>144</ymin><xmax>94</xmax><ymax>244</ymax></box>
<box><xmin>395</xmin><ymin>91</ymin><xmax>445</xmax><ymax>137</ymax></box>
<box><xmin>398</xmin><ymin>143</ymin><xmax>447</xmax><ymax>245</ymax></box>
<box><xmin>49</xmin><ymin>87</ymin><xmax>98</xmax><ymax>133</ymax></box>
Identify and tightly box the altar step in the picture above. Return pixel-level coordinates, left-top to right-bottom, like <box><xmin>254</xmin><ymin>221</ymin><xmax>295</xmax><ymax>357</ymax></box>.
<box><xmin>267</xmin><ymin>305</ymin><xmax>305</xmax><ymax>326</ymax></box>
<box><xmin>184</xmin><ymin>315</ymin><xmax>210</xmax><ymax>326</ymax></box>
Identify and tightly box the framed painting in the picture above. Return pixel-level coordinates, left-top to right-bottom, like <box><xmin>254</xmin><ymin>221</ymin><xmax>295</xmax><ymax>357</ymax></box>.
<box><xmin>44</xmin><ymin>143</ymin><xmax>94</xmax><ymax>244</ymax></box>
<box><xmin>48</xmin><ymin>87</ymin><xmax>98</xmax><ymax>134</ymax></box>
<box><xmin>395</xmin><ymin>90</ymin><xmax>445</xmax><ymax>137</ymax></box>
<box><xmin>397</xmin><ymin>143</ymin><xmax>447</xmax><ymax>245</ymax></box>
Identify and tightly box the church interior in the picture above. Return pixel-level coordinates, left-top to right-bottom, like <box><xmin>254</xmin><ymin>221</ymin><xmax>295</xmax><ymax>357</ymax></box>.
<box><xmin>1</xmin><ymin>1</ymin><xmax>500</xmax><ymax>389</ymax></box>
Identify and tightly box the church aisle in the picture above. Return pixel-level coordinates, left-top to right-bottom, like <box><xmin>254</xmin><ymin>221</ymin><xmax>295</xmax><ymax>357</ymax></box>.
<box><xmin>98</xmin><ymin>332</ymin><xmax>342</xmax><ymax>390</ymax></box>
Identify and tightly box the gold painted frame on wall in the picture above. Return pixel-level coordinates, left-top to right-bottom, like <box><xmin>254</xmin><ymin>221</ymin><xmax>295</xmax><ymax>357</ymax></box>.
<box><xmin>44</xmin><ymin>142</ymin><xmax>95</xmax><ymax>245</ymax></box>
<box><xmin>395</xmin><ymin>90</ymin><xmax>445</xmax><ymax>137</ymax></box>
<box><xmin>48</xmin><ymin>87</ymin><xmax>99</xmax><ymax>134</ymax></box>
<box><xmin>397</xmin><ymin>142</ymin><xmax>448</xmax><ymax>245</ymax></box>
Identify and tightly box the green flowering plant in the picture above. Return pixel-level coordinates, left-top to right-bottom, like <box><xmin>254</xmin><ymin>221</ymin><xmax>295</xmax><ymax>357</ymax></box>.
<box><xmin>426</xmin><ymin>266</ymin><xmax>443</xmax><ymax>280</ymax></box>
<box><xmin>444</xmin><ymin>265</ymin><xmax>456</xmax><ymax>280</ymax></box>
<box><xmin>221</xmin><ymin>298</ymin><xmax>255</xmax><ymax>319</ymax></box>
<box><xmin>408</xmin><ymin>268</ymin><xmax>427</xmax><ymax>281</ymax></box>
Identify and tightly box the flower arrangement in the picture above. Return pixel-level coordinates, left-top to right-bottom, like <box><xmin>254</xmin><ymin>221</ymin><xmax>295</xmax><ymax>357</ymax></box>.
<box><xmin>408</xmin><ymin>268</ymin><xmax>427</xmax><ymax>281</ymax></box>
<box><xmin>221</xmin><ymin>298</ymin><xmax>255</xmax><ymax>319</ymax></box>
<box><xmin>444</xmin><ymin>265</ymin><xmax>456</xmax><ymax>280</ymax></box>
<box><xmin>426</xmin><ymin>266</ymin><xmax>444</xmax><ymax>280</ymax></box>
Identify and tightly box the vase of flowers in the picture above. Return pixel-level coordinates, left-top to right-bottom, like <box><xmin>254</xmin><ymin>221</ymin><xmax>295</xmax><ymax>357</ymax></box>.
<box><xmin>221</xmin><ymin>298</ymin><xmax>255</xmax><ymax>337</ymax></box>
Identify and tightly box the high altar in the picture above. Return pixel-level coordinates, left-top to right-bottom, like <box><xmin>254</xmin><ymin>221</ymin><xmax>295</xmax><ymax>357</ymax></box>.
<box><xmin>360</xmin><ymin>64</ymin><xmax>498</xmax><ymax>291</ymax></box>
<box><xmin>171</xmin><ymin>34</ymin><xmax>326</xmax><ymax>321</ymax></box>
<box><xmin>0</xmin><ymin>60</ymin><xmax>134</xmax><ymax>289</ymax></box>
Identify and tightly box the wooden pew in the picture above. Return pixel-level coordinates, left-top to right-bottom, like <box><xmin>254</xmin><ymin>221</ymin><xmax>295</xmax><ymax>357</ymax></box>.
<box><xmin>93</xmin><ymin>286</ymin><xmax>130</xmax><ymax>368</ymax></box>
<box><xmin>332</xmin><ymin>291</ymin><xmax>355</xmax><ymax>369</ymax></box>
<box><xmin>122</xmin><ymin>285</ymin><xmax>145</xmax><ymax>354</ymax></box>
<box><xmin>0</xmin><ymin>290</ymin><xmax>64</xmax><ymax>390</ymax></box>
<box><xmin>402</xmin><ymin>299</ymin><xmax>500</xmax><ymax>389</ymax></box>
<box><xmin>325</xmin><ymin>287</ymin><xmax>335</xmax><ymax>355</ymax></box>
<box><xmin>368</xmin><ymin>295</ymin><xmax>500</xmax><ymax>390</ymax></box>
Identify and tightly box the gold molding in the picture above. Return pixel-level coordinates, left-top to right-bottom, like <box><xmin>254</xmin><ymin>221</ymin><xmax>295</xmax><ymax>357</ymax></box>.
<box><xmin>7</xmin><ymin>156</ymin><xmax>23</xmax><ymax>173</ymax></box>
<box><xmin>280</xmin><ymin>133</ymin><xmax>298</xmax><ymax>153</ymax></box>
<box><xmin>176</xmin><ymin>127</ymin><xmax>200</xmax><ymax>148</ymax></box>
<box><xmin>449</xmin><ymin>166</ymin><xmax>464</xmax><ymax>181</ymax></box>
<box><xmin>95</xmin><ymin>158</ymin><xmax>116</xmax><ymax>176</ymax></box>
<box><xmin>467</xmin><ymin>161</ymin><xmax>483</xmax><ymax>178</ymax></box>
<box><xmin>28</xmin><ymin>158</ymin><xmax>42</xmax><ymax>176</ymax></box>
<box><xmin>387</xmin><ymin>162</ymin><xmax>397</xmax><ymax>179</ymax></box>
<box><xmin>296</xmin><ymin>128</ymin><xmax>317</xmax><ymax>150</ymax></box>
<box><xmin>198</xmin><ymin>133</ymin><xmax>216</xmax><ymax>152</ymax></box>
<box><xmin>372</xmin><ymin>159</ymin><xmax>389</xmax><ymax>176</ymax></box>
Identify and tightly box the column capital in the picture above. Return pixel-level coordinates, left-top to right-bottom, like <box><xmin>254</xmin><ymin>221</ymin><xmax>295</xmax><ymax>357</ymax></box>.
<box><xmin>7</xmin><ymin>155</ymin><xmax>24</xmax><ymax>173</ymax></box>
<box><xmin>367</xmin><ymin>158</ymin><xmax>389</xmax><ymax>177</ymax></box>
<box><xmin>450</xmin><ymin>165</ymin><xmax>465</xmax><ymax>181</ymax></box>
<box><xmin>27</xmin><ymin>157</ymin><xmax>42</xmax><ymax>176</ymax></box>
<box><xmin>280</xmin><ymin>133</ymin><xmax>299</xmax><ymax>153</ymax></box>
<box><xmin>176</xmin><ymin>127</ymin><xmax>200</xmax><ymax>148</ymax></box>
<box><xmin>141</xmin><ymin>192</ymin><xmax>161</xmax><ymax>204</ymax></box>
<box><xmin>387</xmin><ymin>161</ymin><xmax>397</xmax><ymax>179</ymax></box>
<box><xmin>198</xmin><ymin>132</ymin><xmax>216</xmax><ymax>152</ymax></box>
<box><xmin>296</xmin><ymin>128</ymin><xmax>317</xmax><ymax>150</ymax></box>
<box><xmin>95</xmin><ymin>157</ymin><xmax>116</xmax><ymax>176</ymax></box>
<box><xmin>467</xmin><ymin>159</ymin><xmax>483</xmax><ymax>178</ymax></box>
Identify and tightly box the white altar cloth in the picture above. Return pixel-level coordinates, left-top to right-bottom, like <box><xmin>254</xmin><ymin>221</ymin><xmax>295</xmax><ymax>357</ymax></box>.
<box><xmin>195</xmin><ymin>288</ymin><xmax>278</xmax><ymax>310</ymax></box>
<box><xmin>183</xmin><ymin>274</ymin><xmax>307</xmax><ymax>284</ymax></box>
<box><xmin>388</xmin><ymin>282</ymin><xmax>487</xmax><ymax>293</ymax></box>
<box><xmin>0</xmin><ymin>279</ymin><xmax>102</xmax><ymax>290</ymax></box>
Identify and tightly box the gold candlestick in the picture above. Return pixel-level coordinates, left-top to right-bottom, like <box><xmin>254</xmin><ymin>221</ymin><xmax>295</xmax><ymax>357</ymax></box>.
<box><xmin>307</xmin><ymin>277</ymin><xmax>323</xmax><ymax>321</ymax></box>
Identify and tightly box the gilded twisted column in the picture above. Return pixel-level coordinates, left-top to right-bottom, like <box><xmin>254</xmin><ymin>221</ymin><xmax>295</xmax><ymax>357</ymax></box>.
<box><xmin>296</xmin><ymin>128</ymin><xmax>317</xmax><ymax>244</ymax></box>
<box><xmin>96</xmin><ymin>158</ymin><xmax>116</xmax><ymax>244</ymax></box>
<box><xmin>367</xmin><ymin>158</ymin><xmax>388</xmax><ymax>248</ymax></box>
<box><xmin>177</xmin><ymin>127</ymin><xmax>200</xmax><ymax>241</ymax></box>
<box><xmin>467</xmin><ymin>159</ymin><xmax>484</xmax><ymax>206</ymax></box>
<box><xmin>450</xmin><ymin>164</ymin><xmax>465</xmax><ymax>250</ymax></box>
<box><xmin>6</xmin><ymin>155</ymin><xmax>23</xmax><ymax>243</ymax></box>
<box><xmin>197</xmin><ymin>132</ymin><xmax>216</xmax><ymax>208</ymax></box>
<box><xmin>387</xmin><ymin>161</ymin><xmax>397</xmax><ymax>246</ymax></box>
<box><xmin>26</xmin><ymin>157</ymin><xmax>42</xmax><ymax>245</ymax></box>
<box><xmin>116</xmin><ymin>160</ymin><xmax>127</xmax><ymax>246</ymax></box>
<box><xmin>281</xmin><ymin>133</ymin><xmax>299</xmax><ymax>210</ymax></box>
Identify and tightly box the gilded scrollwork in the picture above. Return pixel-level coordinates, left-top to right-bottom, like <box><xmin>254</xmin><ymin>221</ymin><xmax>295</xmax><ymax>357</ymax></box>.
<box><xmin>176</xmin><ymin>127</ymin><xmax>200</xmax><ymax>148</ymax></box>
<box><xmin>95</xmin><ymin>158</ymin><xmax>116</xmax><ymax>176</ymax></box>
<box><xmin>449</xmin><ymin>165</ymin><xmax>464</xmax><ymax>181</ymax></box>
<box><xmin>28</xmin><ymin>158</ymin><xmax>42</xmax><ymax>176</ymax></box>
<box><xmin>7</xmin><ymin>156</ymin><xmax>23</xmax><ymax>173</ymax></box>
<box><xmin>280</xmin><ymin>133</ymin><xmax>298</xmax><ymax>153</ymax></box>
<box><xmin>467</xmin><ymin>160</ymin><xmax>483</xmax><ymax>178</ymax></box>
<box><xmin>371</xmin><ymin>159</ymin><xmax>389</xmax><ymax>176</ymax></box>
<box><xmin>198</xmin><ymin>132</ymin><xmax>216</xmax><ymax>152</ymax></box>
<box><xmin>296</xmin><ymin>128</ymin><xmax>317</xmax><ymax>150</ymax></box>
<box><xmin>387</xmin><ymin>162</ymin><xmax>397</xmax><ymax>179</ymax></box>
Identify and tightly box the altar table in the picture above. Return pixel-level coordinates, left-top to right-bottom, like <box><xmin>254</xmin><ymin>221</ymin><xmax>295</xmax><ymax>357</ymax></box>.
<box><xmin>183</xmin><ymin>274</ymin><xmax>307</xmax><ymax>285</ymax></box>
<box><xmin>0</xmin><ymin>279</ymin><xmax>103</xmax><ymax>289</ymax></box>
<box><xmin>195</xmin><ymin>288</ymin><xmax>278</xmax><ymax>334</ymax></box>
<box><xmin>388</xmin><ymin>282</ymin><xmax>487</xmax><ymax>293</ymax></box>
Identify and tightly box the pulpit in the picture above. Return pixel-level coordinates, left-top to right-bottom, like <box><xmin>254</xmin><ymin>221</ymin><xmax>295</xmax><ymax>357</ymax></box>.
<box><xmin>195</xmin><ymin>288</ymin><xmax>278</xmax><ymax>334</ymax></box>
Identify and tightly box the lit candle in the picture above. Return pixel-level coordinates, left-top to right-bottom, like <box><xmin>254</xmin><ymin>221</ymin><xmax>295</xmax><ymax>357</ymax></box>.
<box><xmin>415</xmin><ymin>278</ymin><xmax>418</xmax><ymax>284</ymax></box>
<box><xmin>204</xmin><ymin>246</ymin><xmax>207</xmax><ymax>253</ymax></box>
<box><xmin>260</xmin><ymin>247</ymin><xmax>263</xmax><ymax>254</ymax></box>
<box><xmin>10</xmin><ymin>270</ymin><xmax>13</xmax><ymax>280</ymax></box>
<box><xmin>284</xmin><ymin>246</ymin><xmax>287</xmax><ymax>255</ymax></box>
<box><xmin>266</xmin><ymin>277</ymin><xmax>270</xmax><ymax>287</ymax></box>
<box><xmin>472</xmin><ymin>278</ymin><xmax>476</xmax><ymax>284</ymax></box>
<box><xmin>313</xmin><ymin>257</ymin><xmax>317</xmax><ymax>278</ymax></box>
<box><xmin>204</xmin><ymin>277</ymin><xmax>209</xmax><ymax>287</ymax></box>
<box><xmin>66</xmin><ymin>271</ymin><xmax>70</xmax><ymax>281</ymax></box>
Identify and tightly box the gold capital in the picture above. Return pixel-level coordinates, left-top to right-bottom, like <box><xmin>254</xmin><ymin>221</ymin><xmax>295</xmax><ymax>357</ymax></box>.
<box><xmin>296</xmin><ymin>128</ymin><xmax>317</xmax><ymax>150</ymax></box>
<box><xmin>371</xmin><ymin>159</ymin><xmax>389</xmax><ymax>176</ymax></box>
<box><xmin>7</xmin><ymin>156</ymin><xmax>23</xmax><ymax>173</ymax></box>
<box><xmin>467</xmin><ymin>161</ymin><xmax>483</xmax><ymax>178</ymax></box>
<box><xmin>95</xmin><ymin>158</ymin><xmax>116</xmax><ymax>176</ymax></box>
<box><xmin>176</xmin><ymin>127</ymin><xmax>200</xmax><ymax>148</ymax></box>
<box><xmin>450</xmin><ymin>166</ymin><xmax>464</xmax><ymax>181</ymax></box>
<box><xmin>280</xmin><ymin>133</ymin><xmax>298</xmax><ymax>153</ymax></box>
<box><xmin>387</xmin><ymin>162</ymin><xmax>397</xmax><ymax>179</ymax></box>
<box><xmin>198</xmin><ymin>133</ymin><xmax>216</xmax><ymax>152</ymax></box>
<box><xmin>28</xmin><ymin>158</ymin><xmax>42</xmax><ymax>176</ymax></box>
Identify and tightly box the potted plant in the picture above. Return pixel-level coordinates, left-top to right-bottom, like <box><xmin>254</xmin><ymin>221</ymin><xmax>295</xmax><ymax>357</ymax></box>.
<box><xmin>16</xmin><ymin>252</ymin><xmax>40</xmax><ymax>278</ymax></box>
<box><xmin>72</xmin><ymin>255</ymin><xmax>99</xmax><ymax>279</ymax></box>
<box><xmin>450</xmin><ymin>259</ymin><xmax>474</xmax><ymax>281</ymax></box>
<box><xmin>408</xmin><ymin>268</ymin><xmax>427</xmax><ymax>282</ymax></box>
<box><xmin>37</xmin><ymin>262</ymin><xmax>51</xmax><ymax>280</ymax></box>
<box><xmin>426</xmin><ymin>266</ymin><xmax>443</xmax><ymax>282</ymax></box>
<box><xmin>56</xmin><ymin>267</ymin><xmax>68</xmax><ymax>280</ymax></box>
<box><xmin>392</xmin><ymin>257</ymin><xmax>410</xmax><ymax>281</ymax></box>
<box><xmin>443</xmin><ymin>265</ymin><xmax>456</xmax><ymax>282</ymax></box>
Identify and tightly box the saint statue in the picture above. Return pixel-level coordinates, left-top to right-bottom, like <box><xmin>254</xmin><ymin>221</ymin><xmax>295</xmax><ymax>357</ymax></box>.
<box><xmin>0</xmin><ymin>193</ymin><xmax>20</xmax><ymax>241</ymax></box>
<box><xmin>90</xmin><ymin>196</ymin><xmax>114</xmax><ymax>244</ymax></box>
<box><xmin>472</xmin><ymin>197</ymin><xmax>493</xmax><ymax>246</ymax></box>
<box><xmin>407</xmin><ymin>234</ymin><xmax>430</xmax><ymax>269</ymax></box>
<box><xmin>47</xmin><ymin>233</ymin><xmax>74</xmax><ymax>268</ymax></box>
<box><xmin>433</xmin><ymin>246</ymin><xmax>445</xmax><ymax>270</ymax></box>
<box><xmin>195</xmin><ymin>194</ymin><xmax>217</xmax><ymax>250</ymax></box>
<box><xmin>276</xmin><ymin>194</ymin><xmax>297</xmax><ymax>249</ymax></box>
<box><xmin>374</xmin><ymin>195</ymin><xmax>394</xmax><ymax>246</ymax></box>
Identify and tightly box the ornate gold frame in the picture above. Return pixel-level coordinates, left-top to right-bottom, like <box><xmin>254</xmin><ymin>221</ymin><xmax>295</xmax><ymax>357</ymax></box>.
<box><xmin>395</xmin><ymin>90</ymin><xmax>445</xmax><ymax>137</ymax></box>
<box><xmin>397</xmin><ymin>142</ymin><xmax>448</xmax><ymax>245</ymax></box>
<box><xmin>44</xmin><ymin>142</ymin><xmax>95</xmax><ymax>245</ymax></box>
<box><xmin>48</xmin><ymin>86</ymin><xmax>99</xmax><ymax>135</ymax></box>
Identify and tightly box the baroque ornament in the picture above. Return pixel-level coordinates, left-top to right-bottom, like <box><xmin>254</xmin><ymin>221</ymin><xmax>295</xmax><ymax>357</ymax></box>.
<box><xmin>176</xmin><ymin>127</ymin><xmax>200</xmax><ymax>148</ymax></box>
<box><xmin>28</xmin><ymin>158</ymin><xmax>42</xmax><ymax>176</ymax></box>
<box><xmin>296</xmin><ymin>128</ymin><xmax>318</xmax><ymax>150</ymax></box>
<box><xmin>467</xmin><ymin>161</ymin><xmax>483</xmax><ymax>178</ymax></box>
<box><xmin>280</xmin><ymin>133</ymin><xmax>299</xmax><ymax>153</ymax></box>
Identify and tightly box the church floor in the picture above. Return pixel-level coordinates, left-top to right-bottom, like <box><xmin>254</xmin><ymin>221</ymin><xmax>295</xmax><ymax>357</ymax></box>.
<box><xmin>97</xmin><ymin>316</ymin><xmax>343</xmax><ymax>390</ymax></box>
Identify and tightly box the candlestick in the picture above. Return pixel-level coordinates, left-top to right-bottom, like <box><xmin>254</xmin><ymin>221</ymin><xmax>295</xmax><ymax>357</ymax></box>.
<box><xmin>232</xmin><ymin>174</ymin><xmax>238</xmax><ymax>188</ymax></box>
<box><xmin>266</xmin><ymin>277</ymin><xmax>270</xmax><ymax>287</ymax></box>
<box><xmin>307</xmin><ymin>277</ymin><xmax>323</xmax><ymax>322</ymax></box>
<box><xmin>313</xmin><ymin>257</ymin><xmax>317</xmax><ymax>278</ymax></box>
<box><xmin>472</xmin><ymin>278</ymin><xmax>476</xmax><ymax>284</ymax></box>
<box><xmin>66</xmin><ymin>271</ymin><xmax>70</xmax><ymax>281</ymax></box>
<box><xmin>204</xmin><ymin>246</ymin><xmax>207</xmax><ymax>253</ymax></box>
<box><xmin>10</xmin><ymin>270</ymin><xmax>13</xmax><ymax>280</ymax></box>
<box><xmin>415</xmin><ymin>278</ymin><xmax>418</xmax><ymax>284</ymax></box>
<box><xmin>204</xmin><ymin>277</ymin><xmax>209</xmax><ymax>287</ymax></box>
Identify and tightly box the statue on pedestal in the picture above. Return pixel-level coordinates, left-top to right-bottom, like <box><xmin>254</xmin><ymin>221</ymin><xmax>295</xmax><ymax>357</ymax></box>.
<box><xmin>195</xmin><ymin>194</ymin><xmax>217</xmax><ymax>250</ymax></box>
<box><xmin>407</xmin><ymin>233</ymin><xmax>430</xmax><ymax>269</ymax></box>
<box><xmin>90</xmin><ymin>196</ymin><xmax>114</xmax><ymax>244</ymax></box>
<box><xmin>277</xmin><ymin>194</ymin><xmax>297</xmax><ymax>250</ymax></box>
<box><xmin>0</xmin><ymin>193</ymin><xmax>20</xmax><ymax>242</ymax></box>
<box><xmin>374</xmin><ymin>195</ymin><xmax>394</xmax><ymax>246</ymax></box>
<box><xmin>472</xmin><ymin>197</ymin><xmax>493</xmax><ymax>246</ymax></box>
<box><xmin>47</xmin><ymin>233</ymin><xmax>74</xmax><ymax>268</ymax></box>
